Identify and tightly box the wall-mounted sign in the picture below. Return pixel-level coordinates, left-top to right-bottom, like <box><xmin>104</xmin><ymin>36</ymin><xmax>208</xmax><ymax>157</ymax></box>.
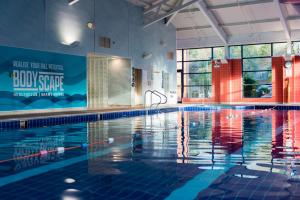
<box><xmin>12</xmin><ymin>60</ymin><xmax>65</xmax><ymax>97</ymax></box>
<box><xmin>0</xmin><ymin>45</ymin><xmax>87</xmax><ymax>111</ymax></box>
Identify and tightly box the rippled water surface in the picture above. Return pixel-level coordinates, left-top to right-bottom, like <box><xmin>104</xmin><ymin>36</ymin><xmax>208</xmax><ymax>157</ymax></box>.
<box><xmin>0</xmin><ymin>109</ymin><xmax>300</xmax><ymax>200</ymax></box>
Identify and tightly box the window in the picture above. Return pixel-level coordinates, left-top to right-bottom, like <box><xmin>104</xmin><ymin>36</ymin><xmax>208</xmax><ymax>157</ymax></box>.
<box><xmin>177</xmin><ymin>50</ymin><xmax>182</xmax><ymax>62</ymax></box>
<box><xmin>184</xmin><ymin>60</ymin><xmax>212</xmax><ymax>98</ymax></box>
<box><xmin>242</xmin><ymin>44</ymin><xmax>272</xmax><ymax>98</ymax></box>
<box><xmin>243</xmin><ymin>44</ymin><xmax>271</xmax><ymax>58</ymax></box>
<box><xmin>177</xmin><ymin>41</ymin><xmax>299</xmax><ymax>99</ymax></box>
<box><xmin>184</xmin><ymin>48</ymin><xmax>212</xmax><ymax>61</ymax></box>
<box><xmin>177</xmin><ymin>50</ymin><xmax>183</xmax><ymax>70</ymax></box>
<box><xmin>273</xmin><ymin>43</ymin><xmax>287</xmax><ymax>57</ymax></box>
<box><xmin>229</xmin><ymin>46</ymin><xmax>241</xmax><ymax>59</ymax></box>
<box><xmin>293</xmin><ymin>42</ymin><xmax>300</xmax><ymax>55</ymax></box>
<box><xmin>213</xmin><ymin>47</ymin><xmax>225</xmax><ymax>60</ymax></box>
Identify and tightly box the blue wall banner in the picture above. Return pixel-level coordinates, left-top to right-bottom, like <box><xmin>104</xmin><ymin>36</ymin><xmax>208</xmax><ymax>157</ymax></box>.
<box><xmin>0</xmin><ymin>46</ymin><xmax>87</xmax><ymax>111</ymax></box>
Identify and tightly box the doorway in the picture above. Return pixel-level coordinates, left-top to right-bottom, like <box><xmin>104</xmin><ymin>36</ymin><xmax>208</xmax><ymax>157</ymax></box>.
<box><xmin>133</xmin><ymin>68</ymin><xmax>143</xmax><ymax>106</ymax></box>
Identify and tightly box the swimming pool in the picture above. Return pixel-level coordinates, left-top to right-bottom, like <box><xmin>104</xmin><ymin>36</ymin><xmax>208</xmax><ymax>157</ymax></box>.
<box><xmin>0</xmin><ymin>108</ymin><xmax>300</xmax><ymax>199</ymax></box>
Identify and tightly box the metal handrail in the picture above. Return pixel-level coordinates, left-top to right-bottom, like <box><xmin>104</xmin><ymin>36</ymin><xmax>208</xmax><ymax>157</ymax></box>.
<box><xmin>144</xmin><ymin>90</ymin><xmax>162</xmax><ymax>109</ymax></box>
<box><xmin>153</xmin><ymin>90</ymin><xmax>167</xmax><ymax>104</ymax></box>
<box><xmin>144</xmin><ymin>90</ymin><xmax>168</xmax><ymax>111</ymax></box>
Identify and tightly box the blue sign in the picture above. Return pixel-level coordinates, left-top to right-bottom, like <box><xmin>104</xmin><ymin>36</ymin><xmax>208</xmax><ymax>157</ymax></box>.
<box><xmin>0</xmin><ymin>45</ymin><xmax>87</xmax><ymax>111</ymax></box>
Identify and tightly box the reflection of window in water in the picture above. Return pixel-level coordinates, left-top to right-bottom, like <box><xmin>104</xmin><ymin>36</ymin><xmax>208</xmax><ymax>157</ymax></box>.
<box><xmin>242</xmin><ymin>114</ymin><xmax>273</xmax><ymax>164</ymax></box>
<box><xmin>189</xmin><ymin>112</ymin><xmax>212</xmax><ymax>140</ymax></box>
<box><xmin>132</xmin><ymin>132</ymin><xmax>143</xmax><ymax>154</ymax></box>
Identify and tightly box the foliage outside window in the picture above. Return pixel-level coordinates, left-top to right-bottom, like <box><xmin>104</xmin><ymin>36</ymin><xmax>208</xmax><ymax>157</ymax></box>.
<box><xmin>293</xmin><ymin>42</ymin><xmax>300</xmax><ymax>55</ymax></box>
<box><xmin>229</xmin><ymin>46</ymin><xmax>242</xmax><ymax>59</ymax></box>
<box><xmin>213</xmin><ymin>47</ymin><xmax>225</xmax><ymax>60</ymax></box>
<box><xmin>184</xmin><ymin>60</ymin><xmax>212</xmax><ymax>98</ymax></box>
<box><xmin>177</xmin><ymin>41</ymin><xmax>300</xmax><ymax>99</ymax></box>
<box><xmin>273</xmin><ymin>43</ymin><xmax>287</xmax><ymax>57</ymax></box>
<box><xmin>243</xmin><ymin>44</ymin><xmax>271</xmax><ymax>58</ymax></box>
<box><xmin>185</xmin><ymin>48</ymin><xmax>212</xmax><ymax>61</ymax></box>
<box><xmin>242</xmin><ymin>44</ymin><xmax>272</xmax><ymax>98</ymax></box>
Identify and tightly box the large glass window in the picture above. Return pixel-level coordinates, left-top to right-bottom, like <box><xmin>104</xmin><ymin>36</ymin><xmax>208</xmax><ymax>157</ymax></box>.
<box><xmin>213</xmin><ymin>47</ymin><xmax>225</xmax><ymax>60</ymax></box>
<box><xmin>177</xmin><ymin>41</ymin><xmax>300</xmax><ymax>99</ymax></box>
<box><xmin>293</xmin><ymin>42</ymin><xmax>300</xmax><ymax>55</ymax></box>
<box><xmin>184</xmin><ymin>48</ymin><xmax>212</xmax><ymax>61</ymax></box>
<box><xmin>273</xmin><ymin>43</ymin><xmax>287</xmax><ymax>57</ymax></box>
<box><xmin>243</xmin><ymin>44</ymin><xmax>271</xmax><ymax>58</ymax></box>
<box><xmin>242</xmin><ymin>44</ymin><xmax>272</xmax><ymax>98</ymax></box>
<box><xmin>184</xmin><ymin>59</ymin><xmax>212</xmax><ymax>98</ymax></box>
<box><xmin>177</xmin><ymin>50</ymin><xmax>182</xmax><ymax>62</ymax></box>
<box><xmin>229</xmin><ymin>46</ymin><xmax>242</xmax><ymax>59</ymax></box>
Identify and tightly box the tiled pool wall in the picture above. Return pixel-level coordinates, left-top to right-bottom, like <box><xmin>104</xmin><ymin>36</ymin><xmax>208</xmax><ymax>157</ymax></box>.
<box><xmin>1</xmin><ymin>105</ymin><xmax>300</xmax><ymax>130</ymax></box>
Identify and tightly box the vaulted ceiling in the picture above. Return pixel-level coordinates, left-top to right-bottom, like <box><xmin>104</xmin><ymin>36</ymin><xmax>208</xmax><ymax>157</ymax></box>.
<box><xmin>127</xmin><ymin>0</ymin><xmax>300</xmax><ymax>48</ymax></box>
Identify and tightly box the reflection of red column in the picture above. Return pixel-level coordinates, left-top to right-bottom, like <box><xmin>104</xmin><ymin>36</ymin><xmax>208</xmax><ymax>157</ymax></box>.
<box><xmin>212</xmin><ymin>111</ymin><xmax>221</xmax><ymax>146</ymax></box>
<box><xmin>212</xmin><ymin>110</ymin><xmax>243</xmax><ymax>154</ymax></box>
<box><xmin>287</xmin><ymin>111</ymin><xmax>300</xmax><ymax>158</ymax></box>
<box><xmin>272</xmin><ymin>110</ymin><xmax>284</xmax><ymax>158</ymax></box>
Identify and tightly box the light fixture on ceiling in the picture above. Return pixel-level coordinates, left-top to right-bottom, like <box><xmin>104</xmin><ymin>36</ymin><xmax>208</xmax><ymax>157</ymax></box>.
<box><xmin>68</xmin><ymin>0</ymin><xmax>79</xmax><ymax>5</ymax></box>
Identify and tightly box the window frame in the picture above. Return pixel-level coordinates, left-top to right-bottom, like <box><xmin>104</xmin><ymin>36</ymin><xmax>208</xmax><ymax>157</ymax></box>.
<box><xmin>241</xmin><ymin>43</ymin><xmax>273</xmax><ymax>98</ymax></box>
<box><xmin>182</xmin><ymin>47</ymin><xmax>214</xmax><ymax>99</ymax></box>
<box><xmin>177</xmin><ymin>41</ymin><xmax>300</xmax><ymax>100</ymax></box>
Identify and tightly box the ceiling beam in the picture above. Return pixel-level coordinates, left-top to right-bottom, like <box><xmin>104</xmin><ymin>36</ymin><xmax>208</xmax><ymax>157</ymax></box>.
<box><xmin>176</xmin><ymin>18</ymin><xmax>280</xmax><ymax>31</ymax></box>
<box><xmin>166</xmin><ymin>0</ymin><xmax>183</xmax><ymax>26</ymax></box>
<box><xmin>274</xmin><ymin>0</ymin><xmax>291</xmax><ymax>40</ymax></box>
<box><xmin>195</xmin><ymin>0</ymin><xmax>227</xmax><ymax>44</ymax></box>
<box><xmin>179</xmin><ymin>0</ymin><xmax>273</xmax><ymax>13</ymax></box>
<box><xmin>144</xmin><ymin>0</ymin><xmax>171</xmax><ymax>14</ymax></box>
<box><xmin>144</xmin><ymin>0</ymin><xmax>199</xmax><ymax>28</ymax></box>
<box><xmin>176</xmin><ymin>16</ymin><xmax>300</xmax><ymax>31</ymax></box>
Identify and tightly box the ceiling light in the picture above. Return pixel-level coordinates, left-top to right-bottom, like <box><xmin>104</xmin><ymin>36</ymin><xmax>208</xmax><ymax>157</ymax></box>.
<box><xmin>68</xmin><ymin>0</ymin><xmax>79</xmax><ymax>5</ymax></box>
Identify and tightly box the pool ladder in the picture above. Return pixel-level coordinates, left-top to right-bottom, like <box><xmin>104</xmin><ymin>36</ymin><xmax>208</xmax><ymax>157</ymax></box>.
<box><xmin>143</xmin><ymin>90</ymin><xmax>168</xmax><ymax>133</ymax></box>
<box><xmin>144</xmin><ymin>90</ymin><xmax>167</xmax><ymax>112</ymax></box>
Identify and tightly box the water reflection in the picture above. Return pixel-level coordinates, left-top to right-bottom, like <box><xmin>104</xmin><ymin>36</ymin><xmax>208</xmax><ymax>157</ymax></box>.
<box><xmin>0</xmin><ymin>124</ymin><xmax>88</xmax><ymax>175</ymax></box>
<box><xmin>173</xmin><ymin>109</ymin><xmax>300</xmax><ymax>181</ymax></box>
<box><xmin>0</xmin><ymin>109</ymin><xmax>300</xmax><ymax>199</ymax></box>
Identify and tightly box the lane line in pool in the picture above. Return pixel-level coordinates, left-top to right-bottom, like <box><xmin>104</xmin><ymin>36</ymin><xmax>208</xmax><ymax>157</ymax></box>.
<box><xmin>166</xmin><ymin>122</ymin><xmax>285</xmax><ymax>200</ymax></box>
<box><xmin>0</xmin><ymin>142</ymin><xmax>133</xmax><ymax>188</ymax></box>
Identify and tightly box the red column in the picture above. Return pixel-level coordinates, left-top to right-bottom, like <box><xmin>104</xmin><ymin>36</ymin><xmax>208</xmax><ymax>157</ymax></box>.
<box><xmin>230</xmin><ymin>59</ymin><xmax>242</xmax><ymax>103</ymax></box>
<box><xmin>273</xmin><ymin>57</ymin><xmax>284</xmax><ymax>103</ymax></box>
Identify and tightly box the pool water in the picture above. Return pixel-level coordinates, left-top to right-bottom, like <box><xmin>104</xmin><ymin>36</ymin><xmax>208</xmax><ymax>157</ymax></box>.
<box><xmin>0</xmin><ymin>109</ymin><xmax>300</xmax><ymax>200</ymax></box>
